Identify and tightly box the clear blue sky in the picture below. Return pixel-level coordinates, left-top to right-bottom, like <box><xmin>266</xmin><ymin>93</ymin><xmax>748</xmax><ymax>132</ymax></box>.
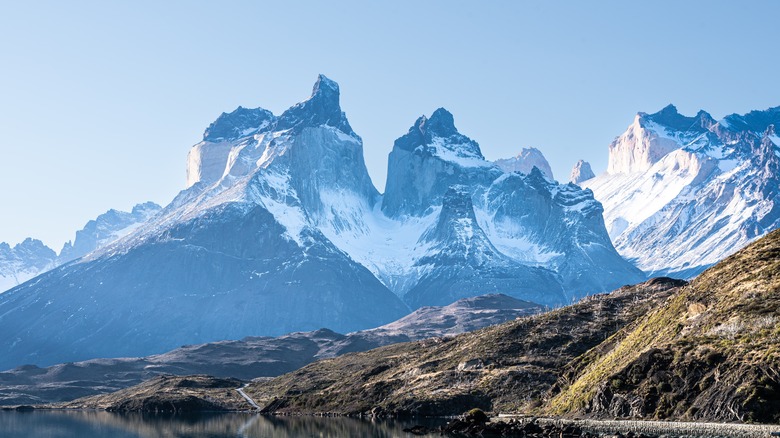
<box><xmin>1</xmin><ymin>1</ymin><xmax>778</xmax><ymax>250</ymax></box>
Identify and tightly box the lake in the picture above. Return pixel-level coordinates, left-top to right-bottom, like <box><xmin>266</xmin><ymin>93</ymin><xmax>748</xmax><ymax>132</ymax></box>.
<box><xmin>3</xmin><ymin>410</ymin><xmax>778</xmax><ymax>437</ymax></box>
<box><xmin>0</xmin><ymin>410</ymin><xmax>445</xmax><ymax>438</ymax></box>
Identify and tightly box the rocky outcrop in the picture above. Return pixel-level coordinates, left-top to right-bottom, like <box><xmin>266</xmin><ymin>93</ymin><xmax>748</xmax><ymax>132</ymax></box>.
<box><xmin>570</xmin><ymin>160</ymin><xmax>595</xmax><ymax>184</ymax></box>
<box><xmin>59</xmin><ymin>375</ymin><xmax>248</xmax><ymax>412</ymax></box>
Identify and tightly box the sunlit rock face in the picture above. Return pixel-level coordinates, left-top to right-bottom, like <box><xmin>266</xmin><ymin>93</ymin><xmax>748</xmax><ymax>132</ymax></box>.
<box><xmin>570</xmin><ymin>159</ymin><xmax>595</xmax><ymax>184</ymax></box>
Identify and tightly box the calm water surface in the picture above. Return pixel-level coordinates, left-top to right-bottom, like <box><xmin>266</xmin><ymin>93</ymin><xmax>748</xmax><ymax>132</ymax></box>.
<box><xmin>0</xmin><ymin>410</ymin><xmax>446</xmax><ymax>438</ymax></box>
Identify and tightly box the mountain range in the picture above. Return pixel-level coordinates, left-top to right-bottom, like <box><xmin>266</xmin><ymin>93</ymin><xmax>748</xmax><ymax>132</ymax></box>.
<box><xmin>578</xmin><ymin>104</ymin><xmax>780</xmax><ymax>277</ymax></box>
<box><xmin>0</xmin><ymin>202</ymin><xmax>161</xmax><ymax>293</ymax></box>
<box><xmin>1</xmin><ymin>76</ymin><xmax>777</xmax><ymax>376</ymax></box>
<box><xmin>0</xmin><ymin>76</ymin><xmax>644</xmax><ymax>370</ymax></box>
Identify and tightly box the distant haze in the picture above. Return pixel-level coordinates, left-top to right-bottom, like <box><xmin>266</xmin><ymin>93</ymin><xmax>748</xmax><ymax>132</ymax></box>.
<box><xmin>1</xmin><ymin>1</ymin><xmax>778</xmax><ymax>249</ymax></box>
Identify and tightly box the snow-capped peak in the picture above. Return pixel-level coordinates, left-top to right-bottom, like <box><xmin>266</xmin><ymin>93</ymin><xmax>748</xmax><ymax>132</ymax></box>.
<box><xmin>584</xmin><ymin>104</ymin><xmax>780</xmax><ymax>278</ymax></box>
<box><xmin>0</xmin><ymin>238</ymin><xmax>57</xmax><ymax>293</ymax></box>
<box><xmin>187</xmin><ymin>75</ymin><xmax>364</xmax><ymax>189</ymax></box>
<box><xmin>392</xmin><ymin>107</ymin><xmax>488</xmax><ymax>168</ymax></box>
<box><xmin>607</xmin><ymin>105</ymin><xmax>718</xmax><ymax>175</ymax></box>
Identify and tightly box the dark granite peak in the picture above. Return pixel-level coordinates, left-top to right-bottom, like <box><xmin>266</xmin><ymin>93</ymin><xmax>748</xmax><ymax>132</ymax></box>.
<box><xmin>641</xmin><ymin>104</ymin><xmax>711</xmax><ymax>133</ymax></box>
<box><xmin>393</xmin><ymin>108</ymin><xmax>483</xmax><ymax>159</ymax></box>
<box><xmin>203</xmin><ymin>106</ymin><xmax>275</xmax><ymax>142</ymax></box>
<box><xmin>723</xmin><ymin>106</ymin><xmax>780</xmax><ymax>134</ymax></box>
<box><xmin>426</xmin><ymin>108</ymin><xmax>458</xmax><ymax>137</ymax></box>
<box><xmin>276</xmin><ymin>75</ymin><xmax>355</xmax><ymax>135</ymax></box>
<box><xmin>311</xmin><ymin>74</ymin><xmax>339</xmax><ymax>100</ymax></box>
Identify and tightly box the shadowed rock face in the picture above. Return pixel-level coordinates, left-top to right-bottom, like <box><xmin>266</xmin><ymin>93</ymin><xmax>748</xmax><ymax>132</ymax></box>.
<box><xmin>203</xmin><ymin>107</ymin><xmax>276</xmax><ymax>142</ymax></box>
<box><xmin>404</xmin><ymin>188</ymin><xmax>566</xmax><ymax>308</ymax></box>
<box><xmin>276</xmin><ymin>75</ymin><xmax>355</xmax><ymax>136</ymax></box>
<box><xmin>382</xmin><ymin>108</ymin><xmax>497</xmax><ymax>218</ymax></box>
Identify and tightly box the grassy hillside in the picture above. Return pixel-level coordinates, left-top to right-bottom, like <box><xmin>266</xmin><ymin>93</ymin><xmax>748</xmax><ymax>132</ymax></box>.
<box><xmin>546</xmin><ymin>229</ymin><xmax>780</xmax><ymax>423</ymax></box>
<box><xmin>57</xmin><ymin>375</ymin><xmax>249</xmax><ymax>412</ymax></box>
<box><xmin>246</xmin><ymin>278</ymin><xmax>684</xmax><ymax>416</ymax></box>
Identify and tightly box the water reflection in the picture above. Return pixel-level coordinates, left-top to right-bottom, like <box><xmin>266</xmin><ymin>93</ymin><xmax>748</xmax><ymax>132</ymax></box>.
<box><xmin>0</xmin><ymin>410</ymin><xmax>446</xmax><ymax>438</ymax></box>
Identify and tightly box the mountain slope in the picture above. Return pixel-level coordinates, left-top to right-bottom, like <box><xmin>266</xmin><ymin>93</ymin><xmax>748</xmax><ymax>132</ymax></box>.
<box><xmin>1</xmin><ymin>294</ymin><xmax>540</xmax><ymax>405</ymax></box>
<box><xmin>327</xmin><ymin>108</ymin><xmax>644</xmax><ymax>306</ymax></box>
<box><xmin>0</xmin><ymin>76</ymin><xmax>409</xmax><ymax>370</ymax></box>
<box><xmin>245</xmin><ymin>277</ymin><xmax>683</xmax><ymax>416</ymax></box>
<box><xmin>582</xmin><ymin>105</ymin><xmax>780</xmax><ymax>277</ymax></box>
<box><xmin>547</xmin><ymin>228</ymin><xmax>780</xmax><ymax>423</ymax></box>
<box><xmin>58</xmin><ymin>202</ymin><xmax>161</xmax><ymax>263</ymax></box>
<box><xmin>403</xmin><ymin>188</ymin><xmax>565</xmax><ymax>308</ymax></box>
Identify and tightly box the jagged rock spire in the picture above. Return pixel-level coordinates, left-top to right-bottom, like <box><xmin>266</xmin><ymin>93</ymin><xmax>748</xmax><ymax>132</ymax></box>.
<box><xmin>276</xmin><ymin>74</ymin><xmax>355</xmax><ymax>135</ymax></box>
<box><xmin>570</xmin><ymin>160</ymin><xmax>595</xmax><ymax>184</ymax></box>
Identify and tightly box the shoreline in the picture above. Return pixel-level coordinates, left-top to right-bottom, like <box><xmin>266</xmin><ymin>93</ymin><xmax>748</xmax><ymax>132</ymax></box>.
<box><xmin>495</xmin><ymin>416</ymin><xmax>780</xmax><ymax>438</ymax></box>
<box><xmin>4</xmin><ymin>407</ymin><xmax>779</xmax><ymax>437</ymax></box>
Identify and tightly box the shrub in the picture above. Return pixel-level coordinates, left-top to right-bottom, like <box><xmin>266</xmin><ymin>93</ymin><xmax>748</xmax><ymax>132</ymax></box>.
<box><xmin>464</xmin><ymin>408</ymin><xmax>489</xmax><ymax>424</ymax></box>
